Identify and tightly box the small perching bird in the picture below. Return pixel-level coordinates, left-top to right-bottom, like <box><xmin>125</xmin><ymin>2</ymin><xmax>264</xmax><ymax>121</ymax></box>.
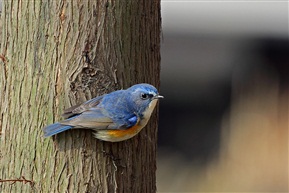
<box><xmin>43</xmin><ymin>83</ymin><xmax>163</xmax><ymax>142</ymax></box>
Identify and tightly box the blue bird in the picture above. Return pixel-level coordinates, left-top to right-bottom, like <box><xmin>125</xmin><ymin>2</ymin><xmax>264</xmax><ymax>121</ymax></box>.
<box><xmin>43</xmin><ymin>83</ymin><xmax>163</xmax><ymax>142</ymax></box>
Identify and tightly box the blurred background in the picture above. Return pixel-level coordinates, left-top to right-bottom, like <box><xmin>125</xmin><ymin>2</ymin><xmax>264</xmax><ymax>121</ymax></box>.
<box><xmin>157</xmin><ymin>1</ymin><xmax>288</xmax><ymax>192</ymax></box>
<box><xmin>0</xmin><ymin>0</ymin><xmax>288</xmax><ymax>192</ymax></box>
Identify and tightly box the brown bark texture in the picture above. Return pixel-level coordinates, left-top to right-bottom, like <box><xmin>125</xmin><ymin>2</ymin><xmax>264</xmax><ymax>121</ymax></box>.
<box><xmin>0</xmin><ymin>1</ymin><xmax>161</xmax><ymax>192</ymax></box>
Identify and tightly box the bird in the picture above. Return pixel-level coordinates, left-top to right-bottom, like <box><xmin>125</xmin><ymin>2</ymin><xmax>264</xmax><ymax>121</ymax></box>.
<box><xmin>43</xmin><ymin>83</ymin><xmax>163</xmax><ymax>142</ymax></box>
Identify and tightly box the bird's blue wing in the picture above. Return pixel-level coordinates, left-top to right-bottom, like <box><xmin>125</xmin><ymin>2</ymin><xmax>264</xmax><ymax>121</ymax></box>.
<box><xmin>61</xmin><ymin>108</ymin><xmax>138</xmax><ymax>130</ymax></box>
<box><xmin>60</xmin><ymin>91</ymin><xmax>138</xmax><ymax>130</ymax></box>
<box><xmin>60</xmin><ymin>108</ymin><xmax>112</xmax><ymax>129</ymax></box>
<box><xmin>43</xmin><ymin>109</ymin><xmax>113</xmax><ymax>137</ymax></box>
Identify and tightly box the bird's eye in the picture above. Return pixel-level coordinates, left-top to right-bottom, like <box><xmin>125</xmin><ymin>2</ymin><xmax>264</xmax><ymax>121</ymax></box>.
<box><xmin>141</xmin><ymin>93</ymin><xmax>149</xmax><ymax>100</ymax></box>
<box><xmin>141</xmin><ymin>93</ymin><xmax>154</xmax><ymax>100</ymax></box>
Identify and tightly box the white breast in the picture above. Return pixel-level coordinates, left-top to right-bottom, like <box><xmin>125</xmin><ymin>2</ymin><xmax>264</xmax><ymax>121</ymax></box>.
<box><xmin>139</xmin><ymin>99</ymin><xmax>158</xmax><ymax>127</ymax></box>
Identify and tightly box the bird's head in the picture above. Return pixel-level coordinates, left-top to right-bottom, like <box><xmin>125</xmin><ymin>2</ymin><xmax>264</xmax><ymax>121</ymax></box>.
<box><xmin>126</xmin><ymin>83</ymin><xmax>163</xmax><ymax>117</ymax></box>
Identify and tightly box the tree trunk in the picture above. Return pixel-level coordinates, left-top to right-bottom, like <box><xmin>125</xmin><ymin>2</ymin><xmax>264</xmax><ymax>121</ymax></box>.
<box><xmin>0</xmin><ymin>1</ymin><xmax>161</xmax><ymax>192</ymax></box>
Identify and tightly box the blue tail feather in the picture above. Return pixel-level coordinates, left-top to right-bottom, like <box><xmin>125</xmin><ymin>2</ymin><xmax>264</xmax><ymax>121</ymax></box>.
<box><xmin>43</xmin><ymin>123</ymin><xmax>72</xmax><ymax>137</ymax></box>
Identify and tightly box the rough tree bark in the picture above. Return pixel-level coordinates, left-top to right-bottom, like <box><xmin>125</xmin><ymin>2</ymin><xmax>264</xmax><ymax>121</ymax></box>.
<box><xmin>0</xmin><ymin>1</ymin><xmax>161</xmax><ymax>192</ymax></box>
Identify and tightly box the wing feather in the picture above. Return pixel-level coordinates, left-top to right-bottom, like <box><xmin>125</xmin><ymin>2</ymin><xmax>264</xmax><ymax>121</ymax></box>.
<box><xmin>62</xmin><ymin>95</ymin><xmax>105</xmax><ymax>119</ymax></box>
<box><xmin>60</xmin><ymin>92</ymin><xmax>137</xmax><ymax>131</ymax></box>
<box><xmin>60</xmin><ymin>109</ymin><xmax>123</xmax><ymax>130</ymax></box>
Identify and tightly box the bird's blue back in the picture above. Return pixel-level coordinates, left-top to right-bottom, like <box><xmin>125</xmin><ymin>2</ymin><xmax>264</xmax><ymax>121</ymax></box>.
<box><xmin>97</xmin><ymin>90</ymin><xmax>137</xmax><ymax>128</ymax></box>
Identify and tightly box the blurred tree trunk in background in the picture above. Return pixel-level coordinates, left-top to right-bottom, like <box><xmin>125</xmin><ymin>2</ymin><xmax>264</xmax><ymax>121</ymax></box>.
<box><xmin>0</xmin><ymin>1</ymin><xmax>161</xmax><ymax>192</ymax></box>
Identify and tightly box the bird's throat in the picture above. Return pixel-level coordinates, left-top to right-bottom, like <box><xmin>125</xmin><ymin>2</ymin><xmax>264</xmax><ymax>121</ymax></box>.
<box><xmin>139</xmin><ymin>99</ymin><xmax>158</xmax><ymax>127</ymax></box>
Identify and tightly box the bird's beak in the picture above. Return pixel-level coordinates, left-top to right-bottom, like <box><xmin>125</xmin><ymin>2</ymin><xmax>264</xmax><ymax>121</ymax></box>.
<box><xmin>153</xmin><ymin>95</ymin><xmax>164</xmax><ymax>100</ymax></box>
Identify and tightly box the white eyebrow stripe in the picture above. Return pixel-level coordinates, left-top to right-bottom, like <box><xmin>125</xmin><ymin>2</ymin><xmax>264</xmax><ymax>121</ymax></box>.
<box><xmin>132</xmin><ymin>88</ymin><xmax>157</xmax><ymax>96</ymax></box>
<box><xmin>148</xmin><ymin>91</ymin><xmax>156</xmax><ymax>95</ymax></box>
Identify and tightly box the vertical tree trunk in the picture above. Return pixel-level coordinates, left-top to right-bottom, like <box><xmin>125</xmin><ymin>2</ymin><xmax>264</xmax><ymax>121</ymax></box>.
<box><xmin>0</xmin><ymin>1</ymin><xmax>161</xmax><ymax>192</ymax></box>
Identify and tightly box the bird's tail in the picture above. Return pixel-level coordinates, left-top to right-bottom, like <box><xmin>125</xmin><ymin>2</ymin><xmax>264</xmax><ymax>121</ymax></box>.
<box><xmin>43</xmin><ymin>123</ymin><xmax>73</xmax><ymax>137</ymax></box>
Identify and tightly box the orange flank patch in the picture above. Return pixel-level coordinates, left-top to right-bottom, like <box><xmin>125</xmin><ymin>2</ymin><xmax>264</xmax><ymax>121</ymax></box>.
<box><xmin>107</xmin><ymin>124</ymin><xmax>143</xmax><ymax>138</ymax></box>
